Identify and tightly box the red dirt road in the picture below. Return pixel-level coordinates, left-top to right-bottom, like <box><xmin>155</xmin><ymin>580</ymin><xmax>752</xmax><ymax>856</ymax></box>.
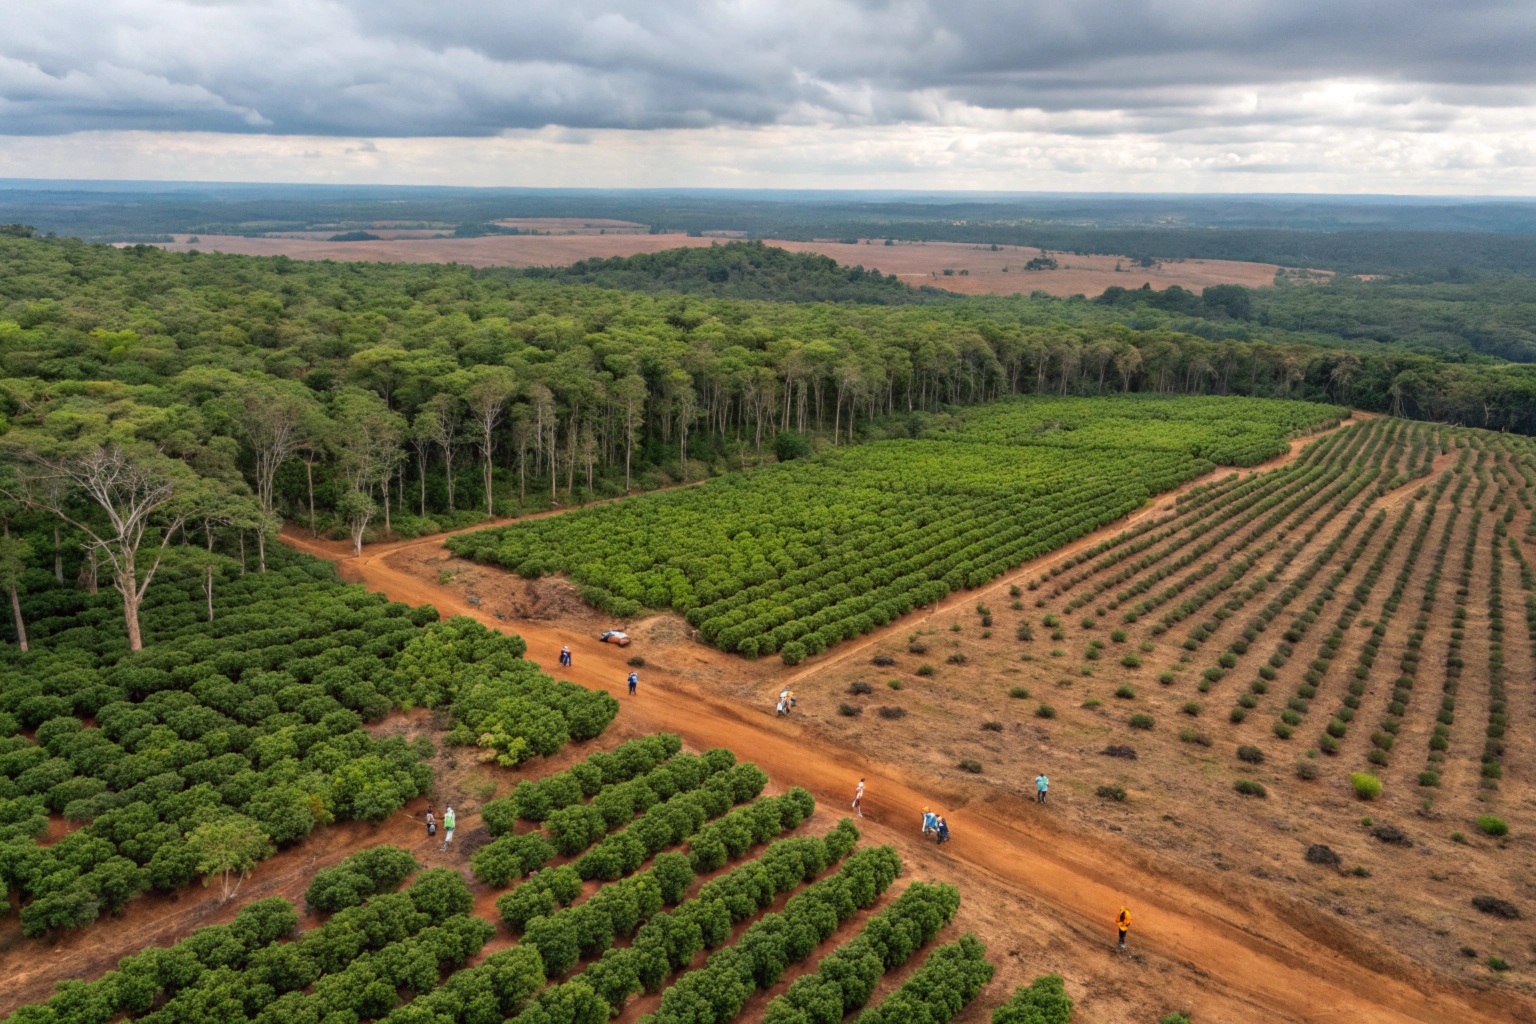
<box><xmin>275</xmin><ymin>416</ymin><xmax>1525</xmax><ymax>1024</ymax></box>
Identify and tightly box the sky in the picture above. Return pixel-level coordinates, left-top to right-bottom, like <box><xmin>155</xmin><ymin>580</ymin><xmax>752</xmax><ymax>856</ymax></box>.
<box><xmin>2</xmin><ymin>0</ymin><xmax>1536</xmax><ymax>193</ymax></box>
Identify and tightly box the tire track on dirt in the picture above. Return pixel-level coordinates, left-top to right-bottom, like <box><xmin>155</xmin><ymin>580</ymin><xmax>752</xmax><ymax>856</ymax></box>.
<box><xmin>277</xmin><ymin>414</ymin><xmax>1529</xmax><ymax>1024</ymax></box>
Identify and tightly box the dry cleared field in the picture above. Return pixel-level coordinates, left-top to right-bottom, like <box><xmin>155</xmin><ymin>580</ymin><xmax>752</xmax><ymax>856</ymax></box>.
<box><xmin>144</xmin><ymin>230</ymin><xmax>1288</xmax><ymax>298</ymax></box>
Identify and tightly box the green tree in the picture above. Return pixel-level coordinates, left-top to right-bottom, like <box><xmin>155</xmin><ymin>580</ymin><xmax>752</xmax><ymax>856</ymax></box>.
<box><xmin>187</xmin><ymin>815</ymin><xmax>273</xmax><ymax>903</ymax></box>
<box><xmin>5</xmin><ymin>441</ymin><xmax>196</xmax><ymax>651</ymax></box>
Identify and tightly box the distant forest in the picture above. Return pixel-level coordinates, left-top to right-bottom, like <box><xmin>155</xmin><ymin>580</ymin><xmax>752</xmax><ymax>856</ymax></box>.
<box><xmin>6</xmin><ymin>183</ymin><xmax>1536</xmax><ymax>276</ymax></box>
<box><xmin>515</xmin><ymin>242</ymin><xmax>937</xmax><ymax>304</ymax></box>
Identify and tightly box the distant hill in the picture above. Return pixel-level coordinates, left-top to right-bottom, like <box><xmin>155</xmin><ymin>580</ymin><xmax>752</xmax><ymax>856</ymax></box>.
<box><xmin>510</xmin><ymin>241</ymin><xmax>947</xmax><ymax>303</ymax></box>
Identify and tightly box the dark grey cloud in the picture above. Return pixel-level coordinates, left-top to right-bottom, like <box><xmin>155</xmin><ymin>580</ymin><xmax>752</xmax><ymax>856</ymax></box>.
<box><xmin>2</xmin><ymin>0</ymin><xmax>1535</xmax><ymax>136</ymax></box>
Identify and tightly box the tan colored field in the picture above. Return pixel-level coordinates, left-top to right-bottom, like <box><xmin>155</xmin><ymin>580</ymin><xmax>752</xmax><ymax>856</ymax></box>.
<box><xmin>144</xmin><ymin>233</ymin><xmax>1291</xmax><ymax>298</ymax></box>
<box><xmin>490</xmin><ymin>217</ymin><xmax>651</xmax><ymax>234</ymax></box>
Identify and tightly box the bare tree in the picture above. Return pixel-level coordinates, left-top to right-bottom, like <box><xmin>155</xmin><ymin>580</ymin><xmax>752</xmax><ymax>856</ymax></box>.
<box><xmin>511</xmin><ymin>417</ymin><xmax>532</xmax><ymax>504</ymax></box>
<box><xmin>7</xmin><ymin>442</ymin><xmax>192</xmax><ymax>651</ymax></box>
<box><xmin>408</xmin><ymin>415</ymin><xmax>434</xmax><ymax>516</ymax></box>
<box><xmin>465</xmin><ymin>371</ymin><xmax>515</xmax><ymax>517</ymax></box>
<box><xmin>579</xmin><ymin>425</ymin><xmax>598</xmax><ymax>494</ymax></box>
<box><xmin>294</xmin><ymin>414</ymin><xmax>329</xmax><ymax>539</ymax></box>
<box><xmin>0</xmin><ymin>528</ymin><xmax>30</xmax><ymax>653</ymax></box>
<box><xmin>238</xmin><ymin>384</ymin><xmax>312</xmax><ymax>572</ymax></box>
<box><xmin>671</xmin><ymin>374</ymin><xmax>697</xmax><ymax>482</ymax></box>
<box><xmin>191</xmin><ymin>495</ymin><xmax>253</xmax><ymax>621</ymax></box>
<box><xmin>419</xmin><ymin>393</ymin><xmax>460</xmax><ymax>513</ymax></box>
<box><xmin>616</xmin><ymin>375</ymin><xmax>646</xmax><ymax>491</ymax></box>
<box><xmin>331</xmin><ymin>390</ymin><xmax>405</xmax><ymax>555</ymax></box>
<box><xmin>528</xmin><ymin>382</ymin><xmax>556</xmax><ymax>496</ymax></box>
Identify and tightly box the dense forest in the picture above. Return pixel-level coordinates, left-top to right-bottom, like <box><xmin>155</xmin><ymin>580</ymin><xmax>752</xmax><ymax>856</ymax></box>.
<box><xmin>2</xmin><ymin>233</ymin><xmax>1535</xmax><ymax>652</ymax></box>
<box><xmin>516</xmin><ymin>243</ymin><xmax>932</xmax><ymax>304</ymax></box>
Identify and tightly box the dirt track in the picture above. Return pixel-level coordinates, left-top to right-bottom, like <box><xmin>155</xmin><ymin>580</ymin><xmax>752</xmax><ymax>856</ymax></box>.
<box><xmin>264</xmin><ymin>415</ymin><xmax>1528</xmax><ymax>1024</ymax></box>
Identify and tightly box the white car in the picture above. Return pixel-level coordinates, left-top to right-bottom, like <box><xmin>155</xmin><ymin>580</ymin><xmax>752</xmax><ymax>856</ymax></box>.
<box><xmin>600</xmin><ymin>630</ymin><xmax>632</xmax><ymax>647</ymax></box>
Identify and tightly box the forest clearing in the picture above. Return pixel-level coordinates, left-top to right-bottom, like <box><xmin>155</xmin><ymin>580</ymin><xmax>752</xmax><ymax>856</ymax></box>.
<box><xmin>3</xmin><ymin>234</ymin><xmax>1535</xmax><ymax>1024</ymax></box>
<box><xmin>142</xmin><ymin>233</ymin><xmax>1283</xmax><ymax>299</ymax></box>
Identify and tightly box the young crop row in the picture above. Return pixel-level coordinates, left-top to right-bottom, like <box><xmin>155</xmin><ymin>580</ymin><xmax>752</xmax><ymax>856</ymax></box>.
<box><xmin>1050</xmin><ymin>455</ymin><xmax>1310</xmax><ymax>604</ymax></box>
<box><xmin>1411</xmin><ymin>472</ymin><xmax>1471</xmax><ymax>788</ymax></box>
<box><xmin>1226</xmin><ymin>507</ymin><xmax>1377</xmax><ymax>727</ymax></box>
<box><xmin>936</xmin><ymin>395</ymin><xmax>1346</xmax><ymax>466</ymax></box>
<box><xmin>3</xmin><ymin>868</ymin><xmax>489</xmax><ymax>1024</ymax></box>
<box><xmin>1423</xmin><ymin>490</ymin><xmax>1485</xmax><ymax>779</ymax></box>
<box><xmin>0</xmin><ymin>550</ymin><xmax>617</xmax><ymax>938</ymax></box>
<box><xmin>1309</xmin><ymin>502</ymin><xmax>1417</xmax><ymax>756</ymax></box>
<box><xmin>1481</xmin><ymin>513</ymin><xmax>1509</xmax><ymax>789</ymax></box>
<box><xmin>508</xmin><ymin>788</ymin><xmax>815</xmax><ymax>972</ymax></box>
<box><xmin>468</xmin><ymin>756</ymin><xmax>765</xmax><ymax>886</ymax></box>
<box><xmin>448</xmin><ymin>397</ymin><xmax>1344</xmax><ymax>662</ymax></box>
<box><xmin>1176</xmin><ymin>429</ymin><xmax>1387</xmax><ymax>657</ymax></box>
<box><xmin>1332</xmin><ymin>491</ymin><xmax>1442</xmax><ymax>768</ymax></box>
<box><xmin>519</xmin><ymin>820</ymin><xmax>863</xmax><ymax>1020</ymax></box>
<box><xmin>638</xmin><ymin>844</ymin><xmax>905</xmax><ymax>1024</ymax></box>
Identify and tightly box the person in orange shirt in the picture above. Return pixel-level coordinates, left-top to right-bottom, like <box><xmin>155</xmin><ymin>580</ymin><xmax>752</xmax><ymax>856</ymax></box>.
<box><xmin>1117</xmin><ymin>907</ymin><xmax>1132</xmax><ymax>949</ymax></box>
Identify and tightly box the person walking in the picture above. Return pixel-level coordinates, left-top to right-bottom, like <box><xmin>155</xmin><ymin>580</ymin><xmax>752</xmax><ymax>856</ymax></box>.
<box><xmin>921</xmin><ymin>806</ymin><xmax>937</xmax><ymax>837</ymax></box>
<box><xmin>935</xmin><ymin>815</ymin><xmax>950</xmax><ymax>845</ymax></box>
<box><xmin>1035</xmin><ymin>772</ymin><xmax>1049</xmax><ymax>805</ymax></box>
<box><xmin>779</xmin><ymin>688</ymin><xmax>791</xmax><ymax>715</ymax></box>
<box><xmin>442</xmin><ymin>805</ymin><xmax>456</xmax><ymax>851</ymax></box>
<box><xmin>1117</xmin><ymin>907</ymin><xmax>1132</xmax><ymax>950</ymax></box>
<box><xmin>560</xmin><ymin>645</ymin><xmax>571</xmax><ymax>668</ymax></box>
<box><xmin>425</xmin><ymin>804</ymin><xmax>437</xmax><ymax>838</ymax></box>
<box><xmin>852</xmin><ymin>778</ymin><xmax>865</xmax><ymax>818</ymax></box>
<box><xmin>628</xmin><ymin>671</ymin><xmax>638</xmax><ymax>696</ymax></box>
<box><xmin>776</xmin><ymin>695</ymin><xmax>787</xmax><ymax>716</ymax></box>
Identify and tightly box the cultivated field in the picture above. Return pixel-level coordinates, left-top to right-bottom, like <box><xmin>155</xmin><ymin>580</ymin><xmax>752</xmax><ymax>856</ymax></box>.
<box><xmin>5</xmin><ymin>401</ymin><xmax>1532</xmax><ymax>1024</ymax></box>
<box><xmin>294</xmin><ymin>411</ymin><xmax>1534</xmax><ymax>1022</ymax></box>
<box><xmin>143</xmin><ymin>233</ymin><xmax>1286</xmax><ymax>298</ymax></box>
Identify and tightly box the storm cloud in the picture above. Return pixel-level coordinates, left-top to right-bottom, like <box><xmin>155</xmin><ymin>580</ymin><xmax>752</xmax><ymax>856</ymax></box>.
<box><xmin>3</xmin><ymin>0</ymin><xmax>1536</xmax><ymax>137</ymax></box>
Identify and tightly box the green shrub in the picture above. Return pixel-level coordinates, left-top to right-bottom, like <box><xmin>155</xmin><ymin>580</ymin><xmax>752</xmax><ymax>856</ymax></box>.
<box><xmin>1235</xmin><ymin>780</ymin><xmax>1267</xmax><ymax>798</ymax></box>
<box><xmin>1477</xmin><ymin>815</ymin><xmax>1509</xmax><ymax>837</ymax></box>
<box><xmin>1349</xmin><ymin>773</ymin><xmax>1382</xmax><ymax>800</ymax></box>
<box><xmin>1035</xmin><ymin>704</ymin><xmax>1056</xmax><ymax>720</ymax></box>
<box><xmin>306</xmin><ymin>845</ymin><xmax>420</xmax><ymax>913</ymax></box>
<box><xmin>1129</xmin><ymin>713</ymin><xmax>1154</xmax><ymax>730</ymax></box>
<box><xmin>1096</xmin><ymin>785</ymin><xmax>1127</xmax><ymax>802</ymax></box>
<box><xmin>1179</xmin><ymin>728</ymin><xmax>1212</xmax><ymax>747</ymax></box>
<box><xmin>1121</xmin><ymin>654</ymin><xmax>1142</xmax><ymax>668</ymax></box>
<box><xmin>991</xmin><ymin>974</ymin><xmax>1073</xmax><ymax>1024</ymax></box>
<box><xmin>957</xmin><ymin>760</ymin><xmax>983</xmax><ymax>774</ymax></box>
<box><xmin>1114</xmin><ymin>684</ymin><xmax>1136</xmax><ymax>699</ymax></box>
<box><xmin>1237</xmin><ymin>745</ymin><xmax>1264</xmax><ymax>764</ymax></box>
<box><xmin>1008</xmin><ymin>686</ymin><xmax>1030</xmax><ymax>699</ymax></box>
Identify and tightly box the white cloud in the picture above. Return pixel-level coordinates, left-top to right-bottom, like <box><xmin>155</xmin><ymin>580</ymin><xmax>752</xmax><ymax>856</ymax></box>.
<box><xmin>6</xmin><ymin>114</ymin><xmax>1536</xmax><ymax>193</ymax></box>
<box><xmin>2</xmin><ymin>1</ymin><xmax>1536</xmax><ymax>189</ymax></box>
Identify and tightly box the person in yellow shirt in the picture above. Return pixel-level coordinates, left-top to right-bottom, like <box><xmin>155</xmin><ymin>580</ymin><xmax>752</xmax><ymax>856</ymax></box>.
<box><xmin>1117</xmin><ymin>907</ymin><xmax>1132</xmax><ymax>949</ymax></box>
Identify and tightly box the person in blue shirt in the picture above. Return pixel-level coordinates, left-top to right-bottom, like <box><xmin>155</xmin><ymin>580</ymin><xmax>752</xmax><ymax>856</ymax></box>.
<box><xmin>935</xmin><ymin>816</ymin><xmax>951</xmax><ymax>844</ymax></box>
<box><xmin>1035</xmin><ymin>773</ymin><xmax>1049</xmax><ymax>804</ymax></box>
<box><xmin>921</xmin><ymin>807</ymin><xmax>938</xmax><ymax>836</ymax></box>
<box><xmin>627</xmin><ymin>671</ymin><xmax>638</xmax><ymax>695</ymax></box>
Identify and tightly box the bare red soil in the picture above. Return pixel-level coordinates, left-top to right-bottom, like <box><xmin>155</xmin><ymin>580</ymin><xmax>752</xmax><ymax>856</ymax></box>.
<box><xmin>8</xmin><ymin>413</ymin><xmax>1528</xmax><ymax>1024</ymax></box>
